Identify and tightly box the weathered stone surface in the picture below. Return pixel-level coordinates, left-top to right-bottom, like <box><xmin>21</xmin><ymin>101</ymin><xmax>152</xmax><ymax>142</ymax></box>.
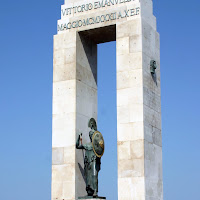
<box><xmin>64</xmin><ymin>146</ymin><xmax>76</xmax><ymax>164</ymax></box>
<box><xmin>52</xmin><ymin>164</ymin><xmax>75</xmax><ymax>182</ymax></box>
<box><xmin>117</xmin><ymin>19</ymin><xmax>141</xmax><ymax>38</ymax></box>
<box><xmin>53</xmin><ymin>63</ymin><xmax>76</xmax><ymax>82</ymax></box>
<box><xmin>52</xmin><ymin>113</ymin><xmax>76</xmax><ymax>147</ymax></box>
<box><xmin>117</xmin><ymin>36</ymin><xmax>129</xmax><ymax>56</ymax></box>
<box><xmin>54</xmin><ymin>32</ymin><xmax>76</xmax><ymax>50</ymax></box>
<box><xmin>118</xmin><ymin>158</ymin><xmax>144</xmax><ymax>178</ymax></box>
<box><xmin>117</xmin><ymin>87</ymin><xmax>143</xmax><ymax>107</ymax></box>
<box><xmin>117</xmin><ymin>52</ymin><xmax>142</xmax><ymax>72</ymax></box>
<box><xmin>63</xmin><ymin>181</ymin><xmax>76</xmax><ymax>199</ymax></box>
<box><xmin>117</xmin><ymin>122</ymin><xmax>144</xmax><ymax>141</ymax></box>
<box><xmin>129</xmin><ymin>34</ymin><xmax>142</xmax><ymax>53</ymax></box>
<box><xmin>51</xmin><ymin>181</ymin><xmax>63</xmax><ymax>199</ymax></box>
<box><xmin>52</xmin><ymin>148</ymin><xmax>64</xmax><ymax>165</ymax></box>
<box><xmin>117</xmin><ymin>69</ymin><xmax>143</xmax><ymax>89</ymax></box>
<box><xmin>118</xmin><ymin>177</ymin><xmax>145</xmax><ymax>200</ymax></box>
<box><xmin>52</xmin><ymin>81</ymin><xmax>76</xmax><ymax>115</ymax></box>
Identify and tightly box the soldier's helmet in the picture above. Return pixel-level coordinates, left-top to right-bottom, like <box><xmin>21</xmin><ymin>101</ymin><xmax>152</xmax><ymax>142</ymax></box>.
<box><xmin>88</xmin><ymin>118</ymin><xmax>97</xmax><ymax>131</ymax></box>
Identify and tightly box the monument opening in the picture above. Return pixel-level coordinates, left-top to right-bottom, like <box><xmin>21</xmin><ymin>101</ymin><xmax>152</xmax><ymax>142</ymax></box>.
<box><xmin>97</xmin><ymin>41</ymin><xmax>117</xmax><ymax>199</ymax></box>
<box><xmin>77</xmin><ymin>25</ymin><xmax>117</xmax><ymax>199</ymax></box>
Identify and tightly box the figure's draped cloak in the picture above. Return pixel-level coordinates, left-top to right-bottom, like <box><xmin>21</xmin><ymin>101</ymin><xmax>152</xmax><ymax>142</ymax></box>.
<box><xmin>83</xmin><ymin>143</ymin><xmax>101</xmax><ymax>192</ymax></box>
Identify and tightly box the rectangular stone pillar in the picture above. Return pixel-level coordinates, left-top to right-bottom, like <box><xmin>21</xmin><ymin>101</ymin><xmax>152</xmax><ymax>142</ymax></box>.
<box><xmin>116</xmin><ymin>0</ymin><xmax>163</xmax><ymax>199</ymax></box>
<box><xmin>75</xmin><ymin>33</ymin><xmax>98</xmax><ymax>198</ymax></box>
<box><xmin>142</xmin><ymin>1</ymin><xmax>163</xmax><ymax>199</ymax></box>
<box><xmin>52</xmin><ymin>31</ymin><xmax>97</xmax><ymax>200</ymax></box>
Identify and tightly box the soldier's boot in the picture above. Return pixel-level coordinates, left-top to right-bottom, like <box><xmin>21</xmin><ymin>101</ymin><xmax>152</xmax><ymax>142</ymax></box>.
<box><xmin>93</xmin><ymin>189</ymin><xmax>97</xmax><ymax>197</ymax></box>
<box><xmin>93</xmin><ymin>175</ymin><xmax>98</xmax><ymax>197</ymax></box>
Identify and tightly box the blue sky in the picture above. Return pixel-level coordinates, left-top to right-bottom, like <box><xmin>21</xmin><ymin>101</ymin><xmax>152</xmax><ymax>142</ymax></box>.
<box><xmin>0</xmin><ymin>0</ymin><xmax>200</xmax><ymax>199</ymax></box>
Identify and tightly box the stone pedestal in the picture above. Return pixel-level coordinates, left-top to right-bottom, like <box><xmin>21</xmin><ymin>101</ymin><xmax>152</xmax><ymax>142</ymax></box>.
<box><xmin>78</xmin><ymin>197</ymin><xmax>106</xmax><ymax>200</ymax></box>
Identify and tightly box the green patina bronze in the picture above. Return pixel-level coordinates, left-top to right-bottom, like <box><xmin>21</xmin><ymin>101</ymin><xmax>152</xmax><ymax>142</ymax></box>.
<box><xmin>150</xmin><ymin>60</ymin><xmax>157</xmax><ymax>74</ymax></box>
<box><xmin>76</xmin><ymin>118</ymin><xmax>105</xmax><ymax>199</ymax></box>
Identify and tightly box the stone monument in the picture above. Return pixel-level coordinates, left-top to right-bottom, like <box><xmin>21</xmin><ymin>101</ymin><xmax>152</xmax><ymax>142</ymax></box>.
<box><xmin>52</xmin><ymin>0</ymin><xmax>163</xmax><ymax>199</ymax></box>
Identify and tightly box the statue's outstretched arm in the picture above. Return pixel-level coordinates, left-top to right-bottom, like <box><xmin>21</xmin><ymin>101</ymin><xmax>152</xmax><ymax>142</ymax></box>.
<box><xmin>76</xmin><ymin>134</ymin><xmax>85</xmax><ymax>149</ymax></box>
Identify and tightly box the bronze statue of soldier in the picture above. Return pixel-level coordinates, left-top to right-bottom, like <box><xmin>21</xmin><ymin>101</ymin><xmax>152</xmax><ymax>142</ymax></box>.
<box><xmin>76</xmin><ymin>118</ymin><xmax>105</xmax><ymax>198</ymax></box>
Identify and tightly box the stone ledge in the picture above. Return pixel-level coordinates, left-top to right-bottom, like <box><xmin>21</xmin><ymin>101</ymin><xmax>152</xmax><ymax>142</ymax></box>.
<box><xmin>78</xmin><ymin>196</ymin><xmax>106</xmax><ymax>200</ymax></box>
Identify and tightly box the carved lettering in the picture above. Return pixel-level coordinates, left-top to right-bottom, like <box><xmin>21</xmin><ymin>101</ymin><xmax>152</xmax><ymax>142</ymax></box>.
<box><xmin>58</xmin><ymin>7</ymin><xmax>140</xmax><ymax>32</ymax></box>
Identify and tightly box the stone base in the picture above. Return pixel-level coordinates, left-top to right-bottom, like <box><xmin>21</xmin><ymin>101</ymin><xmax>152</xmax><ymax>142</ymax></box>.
<box><xmin>78</xmin><ymin>196</ymin><xmax>106</xmax><ymax>200</ymax></box>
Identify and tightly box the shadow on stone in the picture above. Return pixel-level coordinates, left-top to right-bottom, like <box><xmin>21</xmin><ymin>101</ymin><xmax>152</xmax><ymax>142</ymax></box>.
<box><xmin>151</xmin><ymin>72</ymin><xmax>158</xmax><ymax>86</ymax></box>
<box><xmin>78</xmin><ymin>163</ymin><xmax>86</xmax><ymax>184</ymax></box>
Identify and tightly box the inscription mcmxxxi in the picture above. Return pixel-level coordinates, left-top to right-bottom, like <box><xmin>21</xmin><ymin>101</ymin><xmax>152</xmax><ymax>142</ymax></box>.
<box><xmin>58</xmin><ymin>7</ymin><xmax>140</xmax><ymax>31</ymax></box>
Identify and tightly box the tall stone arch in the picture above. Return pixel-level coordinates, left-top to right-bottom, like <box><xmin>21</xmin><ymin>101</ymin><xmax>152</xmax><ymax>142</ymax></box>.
<box><xmin>52</xmin><ymin>0</ymin><xmax>163</xmax><ymax>199</ymax></box>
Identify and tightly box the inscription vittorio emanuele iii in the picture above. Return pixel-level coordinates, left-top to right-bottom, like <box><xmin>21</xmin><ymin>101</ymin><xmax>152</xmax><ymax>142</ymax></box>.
<box><xmin>58</xmin><ymin>0</ymin><xmax>140</xmax><ymax>32</ymax></box>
